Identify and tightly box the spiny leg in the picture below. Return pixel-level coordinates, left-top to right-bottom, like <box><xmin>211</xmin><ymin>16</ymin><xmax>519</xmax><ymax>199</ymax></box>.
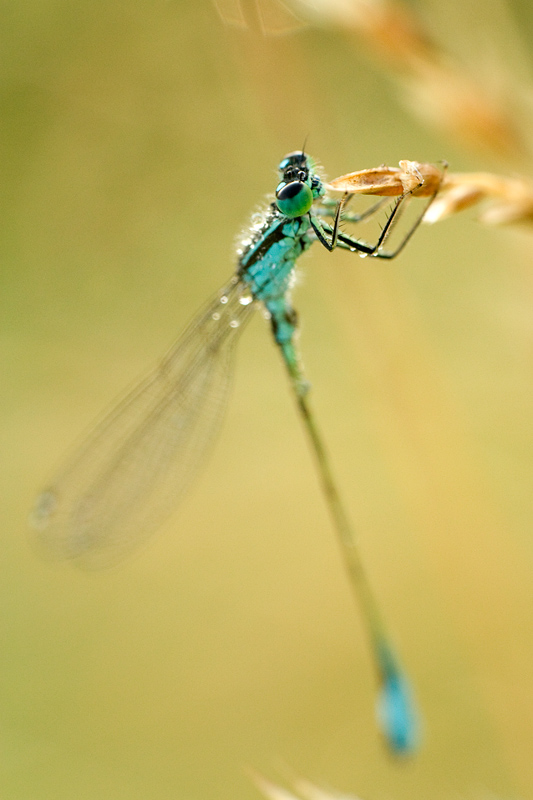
<box><xmin>310</xmin><ymin>191</ymin><xmax>407</xmax><ymax>254</ymax></box>
<box><xmin>310</xmin><ymin>194</ymin><xmax>346</xmax><ymax>252</ymax></box>
<box><xmin>313</xmin><ymin>179</ymin><xmax>440</xmax><ymax>259</ymax></box>
<box><xmin>316</xmin><ymin>194</ymin><xmax>390</xmax><ymax>225</ymax></box>
<box><xmin>335</xmin><ymin>186</ymin><xmax>434</xmax><ymax>259</ymax></box>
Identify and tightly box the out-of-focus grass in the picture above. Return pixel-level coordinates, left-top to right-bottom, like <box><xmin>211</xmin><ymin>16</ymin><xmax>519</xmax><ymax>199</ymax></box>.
<box><xmin>3</xmin><ymin>1</ymin><xmax>533</xmax><ymax>799</ymax></box>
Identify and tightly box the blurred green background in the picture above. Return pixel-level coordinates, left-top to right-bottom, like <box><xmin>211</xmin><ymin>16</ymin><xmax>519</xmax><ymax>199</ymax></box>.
<box><xmin>3</xmin><ymin>0</ymin><xmax>533</xmax><ymax>798</ymax></box>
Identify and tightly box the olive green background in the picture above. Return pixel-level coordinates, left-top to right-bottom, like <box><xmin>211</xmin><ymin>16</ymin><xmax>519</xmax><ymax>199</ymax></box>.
<box><xmin>3</xmin><ymin>1</ymin><xmax>533</xmax><ymax>798</ymax></box>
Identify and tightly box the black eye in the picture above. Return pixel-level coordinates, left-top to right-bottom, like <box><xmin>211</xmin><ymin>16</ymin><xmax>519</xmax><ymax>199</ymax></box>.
<box><xmin>275</xmin><ymin>181</ymin><xmax>313</xmax><ymax>218</ymax></box>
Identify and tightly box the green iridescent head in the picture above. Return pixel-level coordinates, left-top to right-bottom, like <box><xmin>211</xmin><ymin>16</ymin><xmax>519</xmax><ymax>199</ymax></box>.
<box><xmin>275</xmin><ymin>151</ymin><xmax>324</xmax><ymax>219</ymax></box>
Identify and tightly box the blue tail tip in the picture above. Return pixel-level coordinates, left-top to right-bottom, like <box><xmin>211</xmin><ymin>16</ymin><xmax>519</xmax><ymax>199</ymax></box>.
<box><xmin>376</xmin><ymin>670</ymin><xmax>420</xmax><ymax>755</ymax></box>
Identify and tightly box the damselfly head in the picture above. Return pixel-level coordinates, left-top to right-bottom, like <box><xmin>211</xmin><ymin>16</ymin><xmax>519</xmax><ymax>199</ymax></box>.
<box><xmin>276</xmin><ymin>151</ymin><xmax>324</xmax><ymax>217</ymax></box>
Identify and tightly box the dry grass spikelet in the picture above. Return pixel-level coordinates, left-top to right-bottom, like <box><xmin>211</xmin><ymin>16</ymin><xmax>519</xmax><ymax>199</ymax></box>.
<box><xmin>328</xmin><ymin>160</ymin><xmax>533</xmax><ymax>227</ymax></box>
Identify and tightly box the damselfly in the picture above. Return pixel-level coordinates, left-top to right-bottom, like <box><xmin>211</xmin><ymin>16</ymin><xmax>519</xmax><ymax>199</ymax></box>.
<box><xmin>32</xmin><ymin>151</ymin><xmax>440</xmax><ymax>754</ymax></box>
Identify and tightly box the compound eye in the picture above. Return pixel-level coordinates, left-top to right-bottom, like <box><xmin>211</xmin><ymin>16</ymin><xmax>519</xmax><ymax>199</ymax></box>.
<box><xmin>275</xmin><ymin>181</ymin><xmax>313</xmax><ymax>218</ymax></box>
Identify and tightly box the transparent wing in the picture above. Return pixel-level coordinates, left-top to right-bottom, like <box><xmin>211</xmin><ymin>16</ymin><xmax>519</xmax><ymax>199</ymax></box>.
<box><xmin>31</xmin><ymin>278</ymin><xmax>255</xmax><ymax>569</ymax></box>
